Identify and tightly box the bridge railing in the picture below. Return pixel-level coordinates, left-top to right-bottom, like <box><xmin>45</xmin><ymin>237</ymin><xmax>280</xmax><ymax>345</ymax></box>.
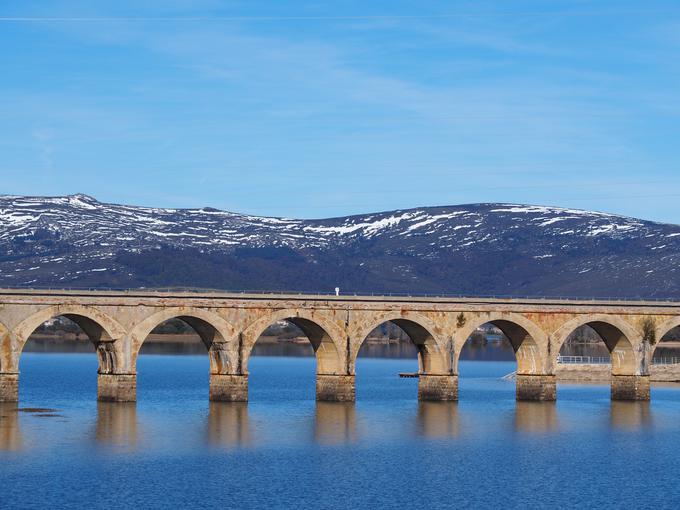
<box><xmin>558</xmin><ymin>355</ymin><xmax>680</xmax><ymax>365</ymax></box>
<box><xmin>652</xmin><ymin>356</ymin><xmax>680</xmax><ymax>365</ymax></box>
<box><xmin>557</xmin><ymin>355</ymin><xmax>611</xmax><ymax>365</ymax></box>
<box><xmin>0</xmin><ymin>285</ymin><xmax>678</xmax><ymax>303</ymax></box>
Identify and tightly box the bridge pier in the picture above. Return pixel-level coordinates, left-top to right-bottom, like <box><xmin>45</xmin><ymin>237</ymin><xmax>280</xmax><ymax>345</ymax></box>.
<box><xmin>210</xmin><ymin>374</ymin><xmax>248</xmax><ymax>402</ymax></box>
<box><xmin>516</xmin><ymin>374</ymin><xmax>556</xmax><ymax>401</ymax></box>
<box><xmin>316</xmin><ymin>374</ymin><xmax>355</xmax><ymax>402</ymax></box>
<box><xmin>418</xmin><ymin>374</ymin><xmax>458</xmax><ymax>401</ymax></box>
<box><xmin>97</xmin><ymin>374</ymin><xmax>136</xmax><ymax>402</ymax></box>
<box><xmin>0</xmin><ymin>373</ymin><xmax>18</xmax><ymax>402</ymax></box>
<box><xmin>611</xmin><ymin>375</ymin><xmax>650</xmax><ymax>401</ymax></box>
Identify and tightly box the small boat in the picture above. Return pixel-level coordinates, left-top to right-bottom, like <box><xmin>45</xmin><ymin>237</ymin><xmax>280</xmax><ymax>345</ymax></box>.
<box><xmin>399</xmin><ymin>372</ymin><xmax>419</xmax><ymax>378</ymax></box>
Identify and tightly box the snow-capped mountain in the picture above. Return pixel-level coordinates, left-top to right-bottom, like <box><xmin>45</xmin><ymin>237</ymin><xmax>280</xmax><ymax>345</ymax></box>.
<box><xmin>1</xmin><ymin>194</ymin><xmax>679</xmax><ymax>298</ymax></box>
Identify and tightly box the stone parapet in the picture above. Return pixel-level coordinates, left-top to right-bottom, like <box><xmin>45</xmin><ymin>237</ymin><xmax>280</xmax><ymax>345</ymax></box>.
<box><xmin>611</xmin><ymin>375</ymin><xmax>650</xmax><ymax>401</ymax></box>
<box><xmin>516</xmin><ymin>374</ymin><xmax>556</xmax><ymax>401</ymax></box>
<box><xmin>97</xmin><ymin>374</ymin><xmax>137</xmax><ymax>402</ymax></box>
<box><xmin>418</xmin><ymin>374</ymin><xmax>458</xmax><ymax>401</ymax></box>
<box><xmin>210</xmin><ymin>374</ymin><xmax>249</xmax><ymax>402</ymax></box>
<box><xmin>316</xmin><ymin>374</ymin><xmax>356</xmax><ymax>402</ymax></box>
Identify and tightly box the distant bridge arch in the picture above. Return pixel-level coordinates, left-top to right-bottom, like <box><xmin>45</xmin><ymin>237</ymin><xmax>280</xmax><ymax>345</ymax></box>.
<box><xmin>241</xmin><ymin>309</ymin><xmax>346</xmax><ymax>376</ymax></box>
<box><xmin>454</xmin><ymin>312</ymin><xmax>547</xmax><ymax>375</ymax></box>
<box><xmin>350</xmin><ymin>311</ymin><xmax>449</xmax><ymax>374</ymax></box>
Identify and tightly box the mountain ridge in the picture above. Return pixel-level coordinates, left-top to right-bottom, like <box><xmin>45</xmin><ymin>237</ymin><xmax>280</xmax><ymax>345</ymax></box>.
<box><xmin>1</xmin><ymin>194</ymin><xmax>679</xmax><ymax>298</ymax></box>
<box><xmin>1</xmin><ymin>192</ymin><xmax>663</xmax><ymax>224</ymax></box>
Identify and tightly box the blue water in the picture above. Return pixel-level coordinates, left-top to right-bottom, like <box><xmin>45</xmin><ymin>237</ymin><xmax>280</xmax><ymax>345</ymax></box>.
<box><xmin>2</xmin><ymin>354</ymin><xmax>680</xmax><ymax>509</ymax></box>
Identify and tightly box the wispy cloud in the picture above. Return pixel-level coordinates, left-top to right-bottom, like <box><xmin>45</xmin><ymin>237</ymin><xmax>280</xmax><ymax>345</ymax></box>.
<box><xmin>2</xmin><ymin>0</ymin><xmax>680</xmax><ymax>221</ymax></box>
<box><xmin>31</xmin><ymin>127</ymin><xmax>55</xmax><ymax>170</ymax></box>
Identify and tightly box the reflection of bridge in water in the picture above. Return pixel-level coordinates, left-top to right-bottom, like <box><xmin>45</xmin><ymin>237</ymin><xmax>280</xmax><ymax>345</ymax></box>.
<box><xmin>95</xmin><ymin>402</ymin><xmax>138</xmax><ymax>447</ymax></box>
<box><xmin>0</xmin><ymin>403</ymin><xmax>21</xmax><ymax>451</ymax></box>
<box><xmin>2</xmin><ymin>289</ymin><xmax>680</xmax><ymax>403</ymax></box>
<box><xmin>0</xmin><ymin>399</ymin><xmax>658</xmax><ymax>451</ymax></box>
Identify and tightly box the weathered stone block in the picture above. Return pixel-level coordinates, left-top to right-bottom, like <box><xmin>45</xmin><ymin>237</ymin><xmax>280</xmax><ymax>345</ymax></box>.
<box><xmin>316</xmin><ymin>374</ymin><xmax>355</xmax><ymax>402</ymax></box>
<box><xmin>611</xmin><ymin>375</ymin><xmax>650</xmax><ymax>401</ymax></box>
<box><xmin>516</xmin><ymin>374</ymin><xmax>556</xmax><ymax>401</ymax></box>
<box><xmin>0</xmin><ymin>373</ymin><xmax>18</xmax><ymax>403</ymax></box>
<box><xmin>98</xmin><ymin>374</ymin><xmax>136</xmax><ymax>402</ymax></box>
<box><xmin>418</xmin><ymin>374</ymin><xmax>458</xmax><ymax>401</ymax></box>
<box><xmin>210</xmin><ymin>374</ymin><xmax>248</xmax><ymax>402</ymax></box>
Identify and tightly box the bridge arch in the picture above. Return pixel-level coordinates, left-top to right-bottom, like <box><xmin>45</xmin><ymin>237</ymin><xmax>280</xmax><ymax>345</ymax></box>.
<box><xmin>454</xmin><ymin>312</ymin><xmax>547</xmax><ymax>375</ymax></box>
<box><xmin>647</xmin><ymin>317</ymin><xmax>680</xmax><ymax>369</ymax></box>
<box><xmin>350</xmin><ymin>311</ymin><xmax>448</xmax><ymax>374</ymax></box>
<box><xmin>652</xmin><ymin>317</ymin><xmax>680</xmax><ymax>357</ymax></box>
<box><xmin>552</xmin><ymin>314</ymin><xmax>639</xmax><ymax>375</ymax></box>
<box><xmin>242</xmin><ymin>310</ymin><xmax>345</xmax><ymax>375</ymax></box>
<box><xmin>11</xmin><ymin>304</ymin><xmax>127</xmax><ymax>375</ymax></box>
<box><xmin>129</xmin><ymin>307</ymin><xmax>237</xmax><ymax>373</ymax></box>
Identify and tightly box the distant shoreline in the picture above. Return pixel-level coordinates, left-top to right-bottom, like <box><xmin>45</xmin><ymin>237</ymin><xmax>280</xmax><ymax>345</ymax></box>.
<box><xmin>26</xmin><ymin>332</ymin><xmax>410</xmax><ymax>346</ymax></box>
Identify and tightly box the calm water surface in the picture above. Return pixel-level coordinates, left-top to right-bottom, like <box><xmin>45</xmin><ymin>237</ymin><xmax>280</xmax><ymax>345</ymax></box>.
<box><xmin>2</xmin><ymin>354</ymin><xmax>680</xmax><ymax>509</ymax></box>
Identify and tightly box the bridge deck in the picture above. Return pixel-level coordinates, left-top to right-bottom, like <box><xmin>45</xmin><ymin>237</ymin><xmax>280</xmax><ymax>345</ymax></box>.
<box><xmin>0</xmin><ymin>287</ymin><xmax>678</xmax><ymax>311</ymax></box>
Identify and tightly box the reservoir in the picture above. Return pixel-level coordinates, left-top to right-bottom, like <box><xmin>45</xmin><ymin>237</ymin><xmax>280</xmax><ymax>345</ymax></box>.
<box><xmin>1</xmin><ymin>353</ymin><xmax>680</xmax><ymax>509</ymax></box>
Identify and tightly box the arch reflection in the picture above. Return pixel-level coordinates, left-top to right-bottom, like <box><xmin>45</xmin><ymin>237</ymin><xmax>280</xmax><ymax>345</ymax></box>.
<box><xmin>514</xmin><ymin>402</ymin><xmax>558</xmax><ymax>433</ymax></box>
<box><xmin>610</xmin><ymin>401</ymin><xmax>651</xmax><ymax>429</ymax></box>
<box><xmin>315</xmin><ymin>402</ymin><xmax>357</xmax><ymax>444</ymax></box>
<box><xmin>208</xmin><ymin>402</ymin><xmax>250</xmax><ymax>448</ymax></box>
<box><xmin>416</xmin><ymin>402</ymin><xmax>460</xmax><ymax>439</ymax></box>
<box><xmin>0</xmin><ymin>403</ymin><xmax>21</xmax><ymax>451</ymax></box>
<box><xmin>95</xmin><ymin>402</ymin><xmax>138</xmax><ymax>447</ymax></box>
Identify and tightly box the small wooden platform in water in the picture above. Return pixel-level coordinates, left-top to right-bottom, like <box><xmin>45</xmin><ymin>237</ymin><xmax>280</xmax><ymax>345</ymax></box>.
<box><xmin>399</xmin><ymin>372</ymin><xmax>419</xmax><ymax>378</ymax></box>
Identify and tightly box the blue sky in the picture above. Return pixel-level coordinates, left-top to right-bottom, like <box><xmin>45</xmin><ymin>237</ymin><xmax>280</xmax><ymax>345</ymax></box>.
<box><xmin>1</xmin><ymin>1</ymin><xmax>680</xmax><ymax>222</ymax></box>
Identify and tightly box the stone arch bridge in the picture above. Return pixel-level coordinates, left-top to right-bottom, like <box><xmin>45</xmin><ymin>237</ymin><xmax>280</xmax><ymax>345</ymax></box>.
<box><xmin>0</xmin><ymin>289</ymin><xmax>677</xmax><ymax>403</ymax></box>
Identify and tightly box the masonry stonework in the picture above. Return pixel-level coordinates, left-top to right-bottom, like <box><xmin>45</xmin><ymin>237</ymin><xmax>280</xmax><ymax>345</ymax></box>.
<box><xmin>316</xmin><ymin>375</ymin><xmax>355</xmax><ymax>402</ymax></box>
<box><xmin>0</xmin><ymin>373</ymin><xmax>18</xmax><ymax>403</ymax></box>
<box><xmin>516</xmin><ymin>374</ymin><xmax>556</xmax><ymax>401</ymax></box>
<box><xmin>611</xmin><ymin>375</ymin><xmax>650</xmax><ymax>401</ymax></box>
<box><xmin>418</xmin><ymin>374</ymin><xmax>458</xmax><ymax>401</ymax></box>
<box><xmin>0</xmin><ymin>289</ymin><xmax>677</xmax><ymax>404</ymax></box>
<box><xmin>97</xmin><ymin>374</ymin><xmax>136</xmax><ymax>402</ymax></box>
<box><xmin>209</xmin><ymin>374</ymin><xmax>249</xmax><ymax>402</ymax></box>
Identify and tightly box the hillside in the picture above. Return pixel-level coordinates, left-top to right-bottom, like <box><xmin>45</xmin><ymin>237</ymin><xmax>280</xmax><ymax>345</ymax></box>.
<box><xmin>1</xmin><ymin>194</ymin><xmax>679</xmax><ymax>298</ymax></box>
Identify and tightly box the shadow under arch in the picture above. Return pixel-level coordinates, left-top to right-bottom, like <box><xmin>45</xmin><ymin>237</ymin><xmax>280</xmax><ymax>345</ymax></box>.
<box><xmin>552</xmin><ymin>315</ymin><xmax>638</xmax><ymax>376</ymax></box>
<box><xmin>455</xmin><ymin>313</ymin><xmax>547</xmax><ymax>375</ymax></box>
<box><xmin>129</xmin><ymin>307</ymin><xmax>237</xmax><ymax>374</ymax></box>
<box><xmin>351</xmin><ymin>312</ymin><xmax>448</xmax><ymax>374</ymax></box>
<box><xmin>655</xmin><ymin>316</ymin><xmax>680</xmax><ymax>346</ymax></box>
<box><xmin>12</xmin><ymin>305</ymin><xmax>127</xmax><ymax>375</ymax></box>
<box><xmin>14</xmin><ymin>304</ymin><xmax>126</xmax><ymax>348</ymax></box>
<box><xmin>351</xmin><ymin>312</ymin><xmax>455</xmax><ymax>401</ymax></box>
<box><xmin>651</xmin><ymin>317</ymin><xmax>680</xmax><ymax>362</ymax></box>
<box><xmin>553</xmin><ymin>315</ymin><xmax>649</xmax><ymax>400</ymax></box>
<box><xmin>242</xmin><ymin>310</ymin><xmax>345</xmax><ymax>376</ymax></box>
